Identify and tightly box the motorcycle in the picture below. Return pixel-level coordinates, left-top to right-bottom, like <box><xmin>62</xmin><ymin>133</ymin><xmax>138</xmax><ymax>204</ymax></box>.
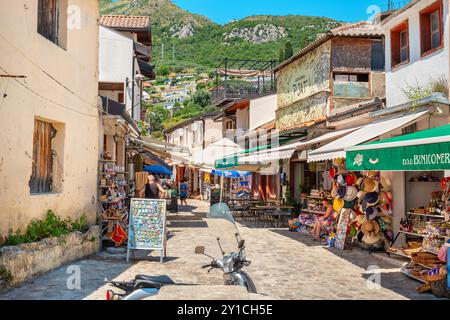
<box><xmin>106</xmin><ymin>203</ymin><xmax>256</xmax><ymax>300</ymax></box>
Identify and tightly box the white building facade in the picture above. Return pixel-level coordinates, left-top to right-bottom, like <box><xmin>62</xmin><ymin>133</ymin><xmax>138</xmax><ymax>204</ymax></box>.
<box><xmin>383</xmin><ymin>0</ymin><xmax>449</xmax><ymax>107</ymax></box>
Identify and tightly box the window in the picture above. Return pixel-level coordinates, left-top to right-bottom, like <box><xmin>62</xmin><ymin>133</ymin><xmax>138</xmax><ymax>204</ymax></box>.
<box><xmin>226</xmin><ymin>121</ymin><xmax>235</xmax><ymax>130</ymax></box>
<box><xmin>390</xmin><ymin>21</ymin><xmax>409</xmax><ymax>67</ymax></box>
<box><xmin>334</xmin><ymin>73</ymin><xmax>369</xmax><ymax>83</ymax></box>
<box><xmin>420</xmin><ymin>1</ymin><xmax>443</xmax><ymax>56</ymax></box>
<box><xmin>37</xmin><ymin>0</ymin><xmax>67</xmax><ymax>48</ymax></box>
<box><xmin>333</xmin><ymin>73</ymin><xmax>370</xmax><ymax>98</ymax></box>
<box><xmin>30</xmin><ymin>120</ymin><xmax>56</xmax><ymax>194</ymax></box>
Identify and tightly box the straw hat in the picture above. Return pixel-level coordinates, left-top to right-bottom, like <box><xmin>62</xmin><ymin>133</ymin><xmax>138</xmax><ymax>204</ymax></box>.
<box><xmin>361</xmin><ymin>220</ymin><xmax>381</xmax><ymax>236</ymax></box>
<box><xmin>333</xmin><ymin>198</ymin><xmax>345</xmax><ymax>213</ymax></box>
<box><xmin>380</xmin><ymin>176</ymin><xmax>392</xmax><ymax>192</ymax></box>
<box><xmin>344</xmin><ymin>186</ymin><xmax>358</xmax><ymax>201</ymax></box>
<box><xmin>363</xmin><ymin>232</ymin><xmax>382</xmax><ymax>245</ymax></box>
<box><xmin>354</xmin><ymin>214</ymin><xmax>366</xmax><ymax>228</ymax></box>
<box><xmin>361</xmin><ymin>178</ymin><xmax>379</xmax><ymax>193</ymax></box>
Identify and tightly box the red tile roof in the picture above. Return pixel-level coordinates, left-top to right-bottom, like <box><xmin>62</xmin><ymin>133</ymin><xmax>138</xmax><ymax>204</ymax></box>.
<box><xmin>99</xmin><ymin>15</ymin><xmax>150</xmax><ymax>31</ymax></box>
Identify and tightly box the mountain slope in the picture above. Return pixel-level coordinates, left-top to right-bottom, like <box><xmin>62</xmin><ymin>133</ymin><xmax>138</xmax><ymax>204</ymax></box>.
<box><xmin>100</xmin><ymin>0</ymin><xmax>341</xmax><ymax>70</ymax></box>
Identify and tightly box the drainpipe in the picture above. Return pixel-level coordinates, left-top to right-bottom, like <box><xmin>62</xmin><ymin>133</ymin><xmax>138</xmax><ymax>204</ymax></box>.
<box><xmin>202</xmin><ymin>117</ymin><xmax>206</xmax><ymax>150</ymax></box>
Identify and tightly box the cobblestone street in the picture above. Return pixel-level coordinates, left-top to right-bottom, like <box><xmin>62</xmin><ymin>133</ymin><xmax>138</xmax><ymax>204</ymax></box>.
<box><xmin>0</xmin><ymin>200</ymin><xmax>438</xmax><ymax>300</ymax></box>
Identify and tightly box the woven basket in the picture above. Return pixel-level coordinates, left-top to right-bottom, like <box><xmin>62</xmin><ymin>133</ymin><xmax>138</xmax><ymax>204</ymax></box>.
<box><xmin>425</xmin><ymin>274</ymin><xmax>447</xmax><ymax>282</ymax></box>
<box><xmin>430</xmin><ymin>278</ymin><xmax>450</xmax><ymax>298</ymax></box>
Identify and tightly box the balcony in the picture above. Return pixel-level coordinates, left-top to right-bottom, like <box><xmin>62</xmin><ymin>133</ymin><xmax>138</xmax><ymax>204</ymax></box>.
<box><xmin>211</xmin><ymin>58</ymin><xmax>277</xmax><ymax>107</ymax></box>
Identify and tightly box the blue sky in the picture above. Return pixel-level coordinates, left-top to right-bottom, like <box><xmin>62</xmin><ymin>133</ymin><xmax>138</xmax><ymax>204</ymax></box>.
<box><xmin>173</xmin><ymin>0</ymin><xmax>398</xmax><ymax>24</ymax></box>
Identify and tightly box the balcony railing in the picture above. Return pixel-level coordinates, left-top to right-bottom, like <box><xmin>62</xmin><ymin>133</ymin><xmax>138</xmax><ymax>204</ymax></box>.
<box><xmin>212</xmin><ymin>80</ymin><xmax>277</xmax><ymax>106</ymax></box>
<box><xmin>212</xmin><ymin>58</ymin><xmax>278</xmax><ymax>106</ymax></box>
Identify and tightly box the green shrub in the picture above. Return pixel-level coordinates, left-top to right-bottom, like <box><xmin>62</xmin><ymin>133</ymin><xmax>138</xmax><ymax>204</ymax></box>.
<box><xmin>0</xmin><ymin>268</ymin><xmax>13</xmax><ymax>283</ymax></box>
<box><xmin>2</xmin><ymin>230</ymin><xmax>29</xmax><ymax>246</ymax></box>
<box><xmin>68</xmin><ymin>214</ymin><xmax>89</xmax><ymax>233</ymax></box>
<box><xmin>1</xmin><ymin>210</ymin><xmax>91</xmax><ymax>247</ymax></box>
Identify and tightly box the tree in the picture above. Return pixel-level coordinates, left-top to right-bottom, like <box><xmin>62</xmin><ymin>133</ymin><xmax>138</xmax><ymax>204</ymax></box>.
<box><xmin>284</xmin><ymin>41</ymin><xmax>294</xmax><ymax>60</ymax></box>
<box><xmin>144</xmin><ymin>104</ymin><xmax>170</xmax><ymax>132</ymax></box>
<box><xmin>278</xmin><ymin>47</ymin><xmax>285</xmax><ymax>62</ymax></box>
<box><xmin>156</xmin><ymin>65</ymin><xmax>170</xmax><ymax>77</ymax></box>
<box><xmin>191</xmin><ymin>89</ymin><xmax>211</xmax><ymax>108</ymax></box>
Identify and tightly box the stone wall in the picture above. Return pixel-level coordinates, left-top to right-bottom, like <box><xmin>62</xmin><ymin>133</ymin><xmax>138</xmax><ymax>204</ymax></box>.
<box><xmin>0</xmin><ymin>226</ymin><xmax>100</xmax><ymax>290</ymax></box>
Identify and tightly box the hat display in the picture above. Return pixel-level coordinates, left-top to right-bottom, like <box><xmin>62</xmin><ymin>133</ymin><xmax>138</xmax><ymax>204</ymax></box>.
<box><xmin>336</xmin><ymin>186</ymin><xmax>346</xmax><ymax>199</ymax></box>
<box><xmin>346</xmin><ymin>173</ymin><xmax>357</xmax><ymax>186</ymax></box>
<box><xmin>383</xmin><ymin>230</ymin><xmax>394</xmax><ymax>242</ymax></box>
<box><xmin>365</xmin><ymin>206</ymin><xmax>378</xmax><ymax>220</ymax></box>
<box><xmin>336</xmin><ymin>174</ymin><xmax>346</xmax><ymax>187</ymax></box>
<box><xmin>344</xmin><ymin>186</ymin><xmax>358</xmax><ymax>201</ymax></box>
<box><xmin>361</xmin><ymin>220</ymin><xmax>381</xmax><ymax>235</ymax></box>
<box><xmin>331</xmin><ymin>187</ymin><xmax>338</xmax><ymax>198</ymax></box>
<box><xmin>329</xmin><ymin>167</ymin><xmax>337</xmax><ymax>179</ymax></box>
<box><xmin>364</xmin><ymin>192</ymin><xmax>380</xmax><ymax>206</ymax></box>
<box><xmin>344</xmin><ymin>200</ymin><xmax>356</xmax><ymax>209</ymax></box>
<box><xmin>362</xmin><ymin>232</ymin><xmax>382</xmax><ymax>245</ymax></box>
<box><xmin>333</xmin><ymin>198</ymin><xmax>345</xmax><ymax>213</ymax></box>
<box><xmin>354</xmin><ymin>214</ymin><xmax>366</xmax><ymax>228</ymax></box>
<box><xmin>356</xmin><ymin>230</ymin><xmax>364</xmax><ymax>242</ymax></box>
<box><xmin>357</xmin><ymin>177</ymin><xmax>364</xmax><ymax>188</ymax></box>
<box><xmin>380</xmin><ymin>176</ymin><xmax>392</xmax><ymax>192</ymax></box>
<box><xmin>361</xmin><ymin>178</ymin><xmax>379</xmax><ymax>193</ymax></box>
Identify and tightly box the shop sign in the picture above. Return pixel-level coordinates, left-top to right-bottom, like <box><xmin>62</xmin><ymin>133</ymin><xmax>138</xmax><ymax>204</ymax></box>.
<box><xmin>347</xmin><ymin>142</ymin><xmax>450</xmax><ymax>171</ymax></box>
<box><xmin>277</xmin><ymin>40</ymin><xmax>331</xmax><ymax>109</ymax></box>
<box><xmin>127</xmin><ymin>198</ymin><xmax>167</xmax><ymax>262</ymax></box>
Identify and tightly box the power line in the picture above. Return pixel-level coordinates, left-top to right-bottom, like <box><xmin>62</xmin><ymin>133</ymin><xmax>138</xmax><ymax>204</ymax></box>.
<box><xmin>0</xmin><ymin>31</ymin><xmax>104</xmax><ymax>114</ymax></box>
<box><xmin>0</xmin><ymin>65</ymin><xmax>99</xmax><ymax>118</ymax></box>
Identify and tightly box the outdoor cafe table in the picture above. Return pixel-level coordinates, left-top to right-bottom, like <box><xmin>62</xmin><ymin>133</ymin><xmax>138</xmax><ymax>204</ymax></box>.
<box><xmin>249</xmin><ymin>206</ymin><xmax>294</xmax><ymax>227</ymax></box>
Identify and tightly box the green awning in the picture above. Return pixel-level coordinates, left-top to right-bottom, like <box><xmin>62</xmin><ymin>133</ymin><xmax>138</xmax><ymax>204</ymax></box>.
<box><xmin>346</xmin><ymin>124</ymin><xmax>450</xmax><ymax>171</ymax></box>
<box><xmin>215</xmin><ymin>144</ymin><xmax>273</xmax><ymax>169</ymax></box>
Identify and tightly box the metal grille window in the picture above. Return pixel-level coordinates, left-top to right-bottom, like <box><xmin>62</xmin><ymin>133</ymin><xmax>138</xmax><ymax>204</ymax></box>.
<box><xmin>30</xmin><ymin>120</ymin><xmax>55</xmax><ymax>194</ymax></box>
<box><xmin>37</xmin><ymin>0</ymin><xmax>59</xmax><ymax>44</ymax></box>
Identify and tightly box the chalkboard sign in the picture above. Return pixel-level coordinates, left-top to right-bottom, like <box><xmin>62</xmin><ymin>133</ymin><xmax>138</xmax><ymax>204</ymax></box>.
<box><xmin>127</xmin><ymin>198</ymin><xmax>167</xmax><ymax>262</ymax></box>
<box><xmin>334</xmin><ymin>209</ymin><xmax>352</xmax><ymax>251</ymax></box>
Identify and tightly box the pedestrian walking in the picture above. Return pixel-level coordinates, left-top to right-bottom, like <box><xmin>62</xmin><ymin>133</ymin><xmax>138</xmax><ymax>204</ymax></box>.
<box><xmin>179</xmin><ymin>178</ymin><xmax>189</xmax><ymax>210</ymax></box>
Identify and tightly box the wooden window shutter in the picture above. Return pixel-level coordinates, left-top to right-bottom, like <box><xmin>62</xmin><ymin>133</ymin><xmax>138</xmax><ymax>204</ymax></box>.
<box><xmin>37</xmin><ymin>0</ymin><xmax>58</xmax><ymax>43</ymax></box>
<box><xmin>30</xmin><ymin>120</ymin><xmax>54</xmax><ymax>194</ymax></box>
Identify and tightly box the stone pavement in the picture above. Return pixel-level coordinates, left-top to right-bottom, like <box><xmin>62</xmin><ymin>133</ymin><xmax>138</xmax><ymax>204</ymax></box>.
<box><xmin>0</xmin><ymin>200</ymin><xmax>438</xmax><ymax>300</ymax></box>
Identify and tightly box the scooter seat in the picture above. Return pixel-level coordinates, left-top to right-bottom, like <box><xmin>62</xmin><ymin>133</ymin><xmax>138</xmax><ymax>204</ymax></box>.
<box><xmin>135</xmin><ymin>275</ymin><xmax>175</xmax><ymax>285</ymax></box>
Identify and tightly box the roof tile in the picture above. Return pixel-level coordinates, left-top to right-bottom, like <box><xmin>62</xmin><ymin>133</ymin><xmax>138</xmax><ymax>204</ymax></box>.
<box><xmin>99</xmin><ymin>15</ymin><xmax>150</xmax><ymax>30</ymax></box>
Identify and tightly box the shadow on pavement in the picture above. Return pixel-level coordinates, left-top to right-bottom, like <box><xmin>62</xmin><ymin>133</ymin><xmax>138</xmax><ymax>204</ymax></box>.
<box><xmin>268</xmin><ymin>229</ymin><xmax>439</xmax><ymax>300</ymax></box>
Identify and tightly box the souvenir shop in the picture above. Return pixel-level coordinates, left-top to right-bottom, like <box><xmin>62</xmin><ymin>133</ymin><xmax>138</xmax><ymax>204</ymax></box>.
<box><xmin>288</xmin><ymin>157</ymin><xmax>394</xmax><ymax>251</ymax></box>
<box><xmin>345</xmin><ymin>124</ymin><xmax>450</xmax><ymax>297</ymax></box>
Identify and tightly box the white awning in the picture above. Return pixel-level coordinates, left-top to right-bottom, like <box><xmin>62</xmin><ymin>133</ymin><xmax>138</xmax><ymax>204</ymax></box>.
<box><xmin>238</xmin><ymin>127</ymin><xmax>360</xmax><ymax>164</ymax></box>
<box><xmin>307</xmin><ymin>110</ymin><xmax>430</xmax><ymax>163</ymax></box>
<box><xmin>192</xmin><ymin>138</ymin><xmax>243</xmax><ymax>168</ymax></box>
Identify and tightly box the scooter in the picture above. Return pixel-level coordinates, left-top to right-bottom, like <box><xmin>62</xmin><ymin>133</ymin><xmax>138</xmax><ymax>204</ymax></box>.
<box><xmin>106</xmin><ymin>274</ymin><xmax>175</xmax><ymax>300</ymax></box>
<box><xmin>106</xmin><ymin>203</ymin><xmax>256</xmax><ymax>299</ymax></box>
<box><xmin>195</xmin><ymin>233</ymin><xmax>257</xmax><ymax>294</ymax></box>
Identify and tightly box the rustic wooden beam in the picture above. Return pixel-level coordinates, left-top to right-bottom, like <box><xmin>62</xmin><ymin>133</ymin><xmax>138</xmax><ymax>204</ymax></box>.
<box><xmin>0</xmin><ymin>74</ymin><xmax>27</xmax><ymax>78</ymax></box>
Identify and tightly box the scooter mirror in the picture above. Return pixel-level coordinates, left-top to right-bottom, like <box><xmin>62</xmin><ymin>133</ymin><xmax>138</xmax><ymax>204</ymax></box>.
<box><xmin>238</xmin><ymin>240</ymin><xmax>245</xmax><ymax>249</ymax></box>
<box><xmin>195</xmin><ymin>246</ymin><xmax>205</xmax><ymax>255</ymax></box>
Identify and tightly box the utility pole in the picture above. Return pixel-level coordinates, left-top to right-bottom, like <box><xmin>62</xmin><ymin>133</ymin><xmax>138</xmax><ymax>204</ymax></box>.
<box><xmin>172</xmin><ymin>44</ymin><xmax>175</xmax><ymax>60</ymax></box>
<box><xmin>161</xmin><ymin>43</ymin><xmax>164</xmax><ymax>60</ymax></box>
